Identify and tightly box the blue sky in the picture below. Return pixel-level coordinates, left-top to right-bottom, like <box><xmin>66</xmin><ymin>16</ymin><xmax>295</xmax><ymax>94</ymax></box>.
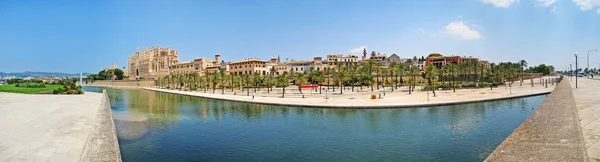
<box><xmin>0</xmin><ymin>0</ymin><xmax>599</xmax><ymax>73</ymax></box>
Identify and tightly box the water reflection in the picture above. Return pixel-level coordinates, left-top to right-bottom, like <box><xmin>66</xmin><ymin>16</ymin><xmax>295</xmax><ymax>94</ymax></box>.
<box><xmin>82</xmin><ymin>86</ymin><xmax>546</xmax><ymax>162</ymax></box>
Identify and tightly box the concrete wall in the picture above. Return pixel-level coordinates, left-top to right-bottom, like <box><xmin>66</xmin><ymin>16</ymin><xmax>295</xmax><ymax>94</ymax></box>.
<box><xmin>87</xmin><ymin>80</ymin><xmax>155</xmax><ymax>88</ymax></box>
<box><xmin>79</xmin><ymin>90</ymin><xmax>122</xmax><ymax>162</ymax></box>
<box><xmin>485</xmin><ymin>78</ymin><xmax>587</xmax><ymax>161</ymax></box>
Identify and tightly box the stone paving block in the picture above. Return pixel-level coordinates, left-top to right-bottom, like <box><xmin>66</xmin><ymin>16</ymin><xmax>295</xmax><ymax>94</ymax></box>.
<box><xmin>0</xmin><ymin>92</ymin><xmax>105</xmax><ymax>162</ymax></box>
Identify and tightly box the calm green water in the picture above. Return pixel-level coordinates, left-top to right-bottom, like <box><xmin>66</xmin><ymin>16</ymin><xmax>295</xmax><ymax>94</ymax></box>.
<box><xmin>84</xmin><ymin>86</ymin><xmax>546</xmax><ymax>162</ymax></box>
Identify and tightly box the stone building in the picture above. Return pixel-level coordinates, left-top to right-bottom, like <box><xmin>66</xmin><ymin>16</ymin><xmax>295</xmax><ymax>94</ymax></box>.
<box><xmin>326</xmin><ymin>54</ymin><xmax>358</xmax><ymax>68</ymax></box>
<box><xmin>228</xmin><ymin>58</ymin><xmax>268</xmax><ymax>76</ymax></box>
<box><xmin>169</xmin><ymin>54</ymin><xmax>221</xmax><ymax>76</ymax></box>
<box><xmin>383</xmin><ymin>53</ymin><xmax>401</xmax><ymax>66</ymax></box>
<box><xmin>128</xmin><ymin>45</ymin><xmax>179</xmax><ymax>79</ymax></box>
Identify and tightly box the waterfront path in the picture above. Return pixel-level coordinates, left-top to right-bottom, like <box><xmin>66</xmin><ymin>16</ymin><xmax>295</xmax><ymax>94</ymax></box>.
<box><xmin>572</xmin><ymin>77</ymin><xmax>600</xmax><ymax>161</ymax></box>
<box><xmin>146</xmin><ymin>77</ymin><xmax>558</xmax><ymax>108</ymax></box>
<box><xmin>0</xmin><ymin>92</ymin><xmax>103</xmax><ymax>161</ymax></box>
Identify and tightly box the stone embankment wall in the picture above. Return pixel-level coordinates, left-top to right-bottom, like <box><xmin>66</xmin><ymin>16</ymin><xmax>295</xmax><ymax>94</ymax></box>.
<box><xmin>79</xmin><ymin>90</ymin><xmax>122</xmax><ymax>162</ymax></box>
<box><xmin>485</xmin><ymin>77</ymin><xmax>587</xmax><ymax>161</ymax></box>
<box><xmin>87</xmin><ymin>80</ymin><xmax>155</xmax><ymax>88</ymax></box>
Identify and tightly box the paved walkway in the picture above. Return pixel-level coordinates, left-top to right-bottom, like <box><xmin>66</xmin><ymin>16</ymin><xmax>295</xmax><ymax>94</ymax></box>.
<box><xmin>571</xmin><ymin>77</ymin><xmax>600</xmax><ymax>161</ymax></box>
<box><xmin>147</xmin><ymin>77</ymin><xmax>558</xmax><ymax>108</ymax></box>
<box><xmin>0</xmin><ymin>92</ymin><xmax>104</xmax><ymax>162</ymax></box>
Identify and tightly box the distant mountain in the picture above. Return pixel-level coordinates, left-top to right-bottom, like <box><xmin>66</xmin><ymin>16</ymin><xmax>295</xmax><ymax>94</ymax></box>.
<box><xmin>0</xmin><ymin>71</ymin><xmax>91</xmax><ymax>79</ymax></box>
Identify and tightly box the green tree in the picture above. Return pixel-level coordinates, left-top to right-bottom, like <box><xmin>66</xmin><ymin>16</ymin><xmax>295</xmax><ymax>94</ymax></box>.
<box><xmin>408</xmin><ymin>66</ymin><xmax>419</xmax><ymax>94</ymax></box>
<box><xmin>276</xmin><ymin>75</ymin><xmax>289</xmax><ymax>98</ymax></box>
<box><xmin>114</xmin><ymin>69</ymin><xmax>125</xmax><ymax>80</ymax></box>
<box><xmin>519</xmin><ymin>60</ymin><xmax>527</xmax><ymax>86</ymax></box>
<box><xmin>294</xmin><ymin>72</ymin><xmax>308</xmax><ymax>94</ymax></box>
<box><xmin>388</xmin><ymin>61</ymin><xmax>398</xmax><ymax>92</ymax></box>
<box><xmin>333</xmin><ymin>67</ymin><xmax>349</xmax><ymax>94</ymax></box>
<box><xmin>395</xmin><ymin>64</ymin><xmax>406</xmax><ymax>91</ymax></box>
<box><xmin>219</xmin><ymin>69</ymin><xmax>228</xmax><ymax>94</ymax></box>
<box><xmin>447</xmin><ymin>63</ymin><xmax>457</xmax><ymax>92</ymax></box>
<box><xmin>427</xmin><ymin>53</ymin><xmax>443</xmax><ymax>58</ymax></box>
<box><xmin>425</xmin><ymin>64</ymin><xmax>438</xmax><ymax>97</ymax></box>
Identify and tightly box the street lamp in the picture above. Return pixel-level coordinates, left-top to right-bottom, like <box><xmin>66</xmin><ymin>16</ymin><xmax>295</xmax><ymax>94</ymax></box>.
<box><xmin>575</xmin><ymin>52</ymin><xmax>579</xmax><ymax>88</ymax></box>
<box><xmin>588</xmin><ymin>49</ymin><xmax>597</xmax><ymax>70</ymax></box>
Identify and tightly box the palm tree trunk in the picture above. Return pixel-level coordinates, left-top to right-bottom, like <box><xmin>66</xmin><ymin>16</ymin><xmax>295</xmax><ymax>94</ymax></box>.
<box><xmin>452</xmin><ymin>73</ymin><xmax>456</xmax><ymax>92</ymax></box>
<box><xmin>282</xmin><ymin>87</ymin><xmax>285</xmax><ymax>98</ymax></box>
<box><xmin>376</xmin><ymin>71</ymin><xmax>380</xmax><ymax>90</ymax></box>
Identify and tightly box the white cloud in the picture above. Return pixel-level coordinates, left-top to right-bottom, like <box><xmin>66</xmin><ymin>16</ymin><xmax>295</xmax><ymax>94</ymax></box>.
<box><xmin>418</xmin><ymin>28</ymin><xmax>425</xmax><ymax>34</ymax></box>
<box><xmin>442</xmin><ymin>21</ymin><xmax>481</xmax><ymax>40</ymax></box>
<box><xmin>349</xmin><ymin>46</ymin><xmax>367</xmax><ymax>54</ymax></box>
<box><xmin>535</xmin><ymin>0</ymin><xmax>557</xmax><ymax>7</ymax></box>
<box><xmin>597</xmin><ymin>8</ymin><xmax>600</xmax><ymax>14</ymax></box>
<box><xmin>482</xmin><ymin>0</ymin><xmax>520</xmax><ymax>8</ymax></box>
<box><xmin>572</xmin><ymin>0</ymin><xmax>600</xmax><ymax>11</ymax></box>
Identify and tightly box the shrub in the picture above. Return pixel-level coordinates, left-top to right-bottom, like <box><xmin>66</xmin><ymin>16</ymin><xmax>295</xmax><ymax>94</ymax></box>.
<box><xmin>15</xmin><ymin>82</ymin><xmax>46</xmax><ymax>88</ymax></box>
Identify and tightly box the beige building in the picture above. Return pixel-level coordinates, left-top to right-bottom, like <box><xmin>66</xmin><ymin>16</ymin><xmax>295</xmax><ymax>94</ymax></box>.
<box><xmin>128</xmin><ymin>45</ymin><xmax>179</xmax><ymax>79</ymax></box>
<box><xmin>228</xmin><ymin>58</ymin><xmax>268</xmax><ymax>76</ymax></box>
<box><xmin>169</xmin><ymin>54</ymin><xmax>222</xmax><ymax>76</ymax></box>
<box><xmin>327</xmin><ymin>54</ymin><xmax>358</xmax><ymax>68</ymax></box>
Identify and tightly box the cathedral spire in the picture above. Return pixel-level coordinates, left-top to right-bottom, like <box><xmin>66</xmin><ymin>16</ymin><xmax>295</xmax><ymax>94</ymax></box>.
<box><xmin>362</xmin><ymin>48</ymin><xmax>367</xmax><ymax>60</ymax></box>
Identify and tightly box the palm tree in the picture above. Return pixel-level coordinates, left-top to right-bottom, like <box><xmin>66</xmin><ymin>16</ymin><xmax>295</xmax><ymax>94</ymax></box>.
<box><xmin>472</xmin><ymin>61</ymin><xmax>479</xmax><ymax>88</ymax></box>
<box><xmin>388</xmin><ymin>61</ymin><xmax>398</xmax><ymax>91</ymax></box>
<box><xmin>366</xmin><ymin>59</ymin><xmax>376</xmax><ymax>92</ymax></box>
<box><xmin>439</xmin><ymin>65</ymin><xmax>447</xmax><ymax>92</ymax></box>
<box><xmin>242</xmin><ymin>74</ymin><xmax>251</xmax><ymax>96</ymax></box>
<box><xmin>381</xmin><ymin>68</ymin><xmax>390</xmax><ymax>91</ymax></box>
<box><xmin>425</xmin><ymin>64</ymin><xmax>438</xmax><ymax>97</ymax></box>
<box><xmin>253</xmin><ymin>72</ymin><xmax>261</xmax><ymax>92</ymax></box>
<box><xmin>447</xmin><ymin>63</ymin><xmax>457</xmax><ymax>92</ymax></box>
<box><xmin>200</xmin><ymin>75</ymin><xmax>207</xmax><ymax>92</ymax></box>
<box><xmin>294</xmin><ymin>72</ymin><xmax>308</xmax><ymax>94</ymax></box>
<box><xmin>519</xmin><ymin>60</ymin><xmax>527</xmax><ymax>86</ymax></box>
<box><xmin>324</xmin><ymin>67</ymin><xmax>332</xmax><ymax>90</ymax></box>
<box><xmin>359</xmin><ymin>66</ymin><xmax>372</xmax><ymax>91</ymax></box>
<box><xmin>395</xmin><ymin>64</ymin><xmax>405</xmax><ymax>91</ymax></box>
<box><xmin>333</xmin><ymin>67</ymin><xmax>349</xmax><ymax>94</ymax></box>
<box><xmin>210</xmin><ymin>71</ymin><xmax>219</xmax><ymax>93</ymax></box>
<box><xmin>349</xmin><ymin>65</ymin><xmax>358</xmax><ymax>92</ymax></box>
<box><xmin>233</xmin><ymin>75</ymin><xmax>241</xmax><ymax>91</ymax></box>
<box><xmin>219</xmin><ymin>69</ymin><xmax>228</xmax><ymax>94</ymax></box>
<box><xmin>264</xmin><ymin>75</ymin><xmax>274</xmax><ymax>93</ymax></box>
<box><xmin>408</xmin><ymin>66</ymin><xmax>419</xmax><ymax>94</ymax></box>
<box><xmin>312</xmin><ymin>70</ymin><xmax>324</xmax><ymax>94</ymax></box>
<box><xmin>374</xmin><ymin>61</ymin><xmax>382</xmax><ymax>90</ymax></box>
<box><xmin>276</xmin><ymin>75</ymin><xmax>289</xmax><ymax>98</ymax></box>
<box><xmin>308</xmin><ymin>67</ymin><xmax>317</xmax><ymax>92</ymax></box>
<box><xmin>178</xmin><ymin>74</ymin><xmax>186</xmax><ymax>91</ymax></box>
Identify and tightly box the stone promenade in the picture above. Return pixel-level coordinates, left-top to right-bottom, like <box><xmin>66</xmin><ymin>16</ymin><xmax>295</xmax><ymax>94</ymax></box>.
<box><xmin>0</xmin><ymin>92</ymin><xmax>103</xmax><ymax>161</ymax></box>
<box><xmin>572</xmin><ymin>77</ymin><xmax>600</xmax><ymax>161</ymax></box>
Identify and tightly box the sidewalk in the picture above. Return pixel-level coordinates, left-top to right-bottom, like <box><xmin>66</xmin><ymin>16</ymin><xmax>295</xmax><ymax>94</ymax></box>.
<box><xmin>571</xmin><ymin>77</ymin><xmax>600</xmax><ymax>161</ymax></box>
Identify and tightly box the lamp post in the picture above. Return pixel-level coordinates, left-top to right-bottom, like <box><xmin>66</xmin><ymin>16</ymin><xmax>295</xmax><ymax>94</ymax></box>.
<box><xmin>570</xmin><ymin>64</ymin><xmax>573</xmax><ymax>81</ymax></box>
<box><xmin>588</xmin><ymin>49</ymin><xmax>597</xmax><ymax>71</ymax></box>
<box><xmin>575</xmin><ymin>52</ymin><xmax>579</xmax><ymax>88</ymax></box>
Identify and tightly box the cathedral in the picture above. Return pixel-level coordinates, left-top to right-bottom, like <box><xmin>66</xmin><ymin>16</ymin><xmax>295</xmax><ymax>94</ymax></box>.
<box><xmin>128</xmin><ymin>45</ymin><xmax>179</xmax><ymax>79</ymax></box>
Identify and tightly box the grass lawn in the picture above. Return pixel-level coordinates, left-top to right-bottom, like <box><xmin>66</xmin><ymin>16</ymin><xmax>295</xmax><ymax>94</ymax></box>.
<box><xmin>0</xmin><ymin>84</ymin><xmax>64</xmax><ymax>94</ymax></box>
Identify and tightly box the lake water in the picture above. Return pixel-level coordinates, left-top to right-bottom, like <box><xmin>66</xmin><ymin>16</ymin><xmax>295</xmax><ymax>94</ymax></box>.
<box><xmin>84</xmin><ymin>86</ymin><xmax>546</xmax><ymax>162</ymax></box>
